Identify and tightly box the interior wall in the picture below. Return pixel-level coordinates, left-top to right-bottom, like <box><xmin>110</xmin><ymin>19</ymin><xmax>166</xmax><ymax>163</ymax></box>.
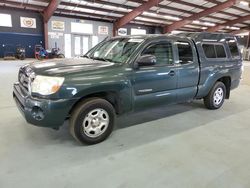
<box><xmin>47</xmin><ymin>16</ymin><xmax>163</xmax><ymax>58</ymax></box>
<box><xmin>0</xmin><ymin>8</ymin><xmax>44</xmax><ymax>58</ymax></box>
<box><xmin>122</xmin><ymin>24</ymin><xmax>163</xmax><ymax>35</ymax></box>
<box><xmin>47</xmin><ymin>16</ymin><xmax>113</xmax><ymax>58</ymax></box>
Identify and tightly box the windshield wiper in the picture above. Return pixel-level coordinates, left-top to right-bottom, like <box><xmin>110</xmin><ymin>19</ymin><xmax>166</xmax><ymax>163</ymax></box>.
<box><xmin>92</xmin><ymin>57</ymin><xmax>111</xmax><ymax>62</ymax></box>
<box><xmin>82</xmin><ymin>55</ymin><xmax>90</xmax><ymax>58</ymax></box>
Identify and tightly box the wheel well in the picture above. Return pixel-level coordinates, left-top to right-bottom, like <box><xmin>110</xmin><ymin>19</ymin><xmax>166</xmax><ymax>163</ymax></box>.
<box><xmin>68</xmin><ymin>91</ymin><xmax>121</xmax><ymax>117</ymax></box>
<box><xmin>218</xmin><ymin>76</ymin><xmax>231</xmax><ymax>99</ymax></box>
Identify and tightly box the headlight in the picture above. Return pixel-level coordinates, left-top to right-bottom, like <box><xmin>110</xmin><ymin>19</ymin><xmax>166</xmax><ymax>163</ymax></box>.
<box><xmin>31</xmin><ymin>75</ymin><xmax>64</xmax><ymax>95</ymax></box>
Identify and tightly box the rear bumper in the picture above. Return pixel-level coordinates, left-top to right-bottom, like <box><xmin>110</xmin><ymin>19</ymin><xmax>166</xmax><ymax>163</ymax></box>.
<box><xmin>13</xmin><ymin>83</ymin><xmax>77</xmax><ymax>128</ymax></box>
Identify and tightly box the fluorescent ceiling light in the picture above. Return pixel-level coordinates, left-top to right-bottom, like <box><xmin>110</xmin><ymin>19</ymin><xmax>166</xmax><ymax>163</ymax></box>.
<box><xmin>171</xmin><ymin>31</ymin><xmax>184</xmax><ymax>34</ymax></box>
<box><xmin>239</xmin><ymin>1</ymin><xmax>249</xmax><ymax>6</ymax></box>
<box><xmin>164</xmin><ymin>15</ymin><xmax>181</xmax><ymax>21</ymax></box>
<box><xmin>193</xmin><ymin>20</ymin><xmax>200</xmax><ymax>24</ymax></box>
<box><xmin>142</xmin><ymin>11</ymin><xmax>180</xmax><ymax>21</ymax></box>
<box><xmin>226</xmin><ymin>26</ymin><xmax>240</xmax><ymax>30</ymax></box>
<box><xmin>204</xmin><ymin>22</ymin><xmax>215</xmax><ymax>26</ymax></box>
<box><xmin>192</xmin><ymin>20</ymin><xmax>215</xmax><ymax>26</ymax></box>
<box><xmin>142</xmin><ymin>11</ymin><xmax>157</xmax><ymax>17</ymax></box>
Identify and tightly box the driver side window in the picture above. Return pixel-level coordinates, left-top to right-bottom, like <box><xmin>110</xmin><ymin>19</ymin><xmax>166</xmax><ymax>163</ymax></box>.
<box><xmin>141</xmin><ymin>42</ymin><xmax>173</xmax><ymax>65</ymax></box>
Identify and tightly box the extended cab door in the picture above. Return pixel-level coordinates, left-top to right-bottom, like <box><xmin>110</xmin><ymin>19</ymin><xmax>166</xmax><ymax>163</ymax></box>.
<box><xmin>132</xmin><ymin>39</ymin><xmax>178</xmax><ymax>110</ymax></box>
<box><xmin>174</xmin><ymin>39</ymin><xmax>200</xmax><ymax>102</ymax></box>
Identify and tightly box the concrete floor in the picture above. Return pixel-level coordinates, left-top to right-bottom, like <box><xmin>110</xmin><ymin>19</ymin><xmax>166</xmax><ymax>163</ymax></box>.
<box><xmin>0</xmin><ymin>59</ymin><xmax>250</xmax><ymax>188</ymax></box>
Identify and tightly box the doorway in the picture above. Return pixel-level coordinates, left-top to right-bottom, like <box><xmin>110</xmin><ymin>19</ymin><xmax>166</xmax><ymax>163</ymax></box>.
<box><xmin>72</xmin><ymin>35</ymin><xmax>90</xmax><ymax>57</ymax></box>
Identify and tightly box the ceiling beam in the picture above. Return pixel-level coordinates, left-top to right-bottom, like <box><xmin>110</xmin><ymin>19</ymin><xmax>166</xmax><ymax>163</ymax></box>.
<box><xmin>59</xmin><ymin>2</ymin><xmax>173</xmax><ymax>25</ymax></box>
<box><xmin>98</xmin><ymin>0</ymin><xmax>231</xmax><ymax>22</ymax></box>
<box><xmin>206</xmin><ymin>0</ymin><xmax>250</xmax><ymax>14</ymax></box>
<box><xmin>164</xmin><ymin>0</ymin><xmax>237</xmax><ymax>33</ymax></box>
<box><xmin>114</xmin><ymin>0</ymin><xmax>163</xmax><ymax>29</ymax></box>
<box><xmin>0</xmin><ymin>0</ymin><xmax>44</xmax><ymax>10</ymax></box>
<box><xmin>43</xmin><ymin>0</ymin><xmax>61</xmax><ymax>22</ymax></box>
<box><xmin>231</xmin><ymin>27</ymin><xmax>250</xmax><ymax>35</ymax></box>
<box><xmin>207</xmin><ymin>14</ymin><xmax>250</xmax><ymax>32</ymax></box>
<box><xmin>130</xmin><ymin>0</ymin><xmax>239</xmax><ymax>19</ymax></box>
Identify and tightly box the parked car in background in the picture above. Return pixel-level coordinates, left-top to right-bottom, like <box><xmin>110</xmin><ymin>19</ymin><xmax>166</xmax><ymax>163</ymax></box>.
<box><xmin>13</xmin><ymin>32</ymin><xmax>243</xmax><ymax>144</ymax></box>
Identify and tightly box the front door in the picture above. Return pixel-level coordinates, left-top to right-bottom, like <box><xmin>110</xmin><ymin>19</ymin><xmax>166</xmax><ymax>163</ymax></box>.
<box><xmin>72</xmin><ymin>35</ymin><xmax>90</xmax><ymax>57</ymax></box>
<box><xmin>132</xmin><ymin>40</ymin><xmax>177</xmax><ymax>110</ymax></box>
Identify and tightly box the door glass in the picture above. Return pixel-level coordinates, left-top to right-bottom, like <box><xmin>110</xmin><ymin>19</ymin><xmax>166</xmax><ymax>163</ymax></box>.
<box><xmin>142</xmin><ymin>42</ymin><xmax>173</xmax><ymax>65</ymax></box>
<box><xmin>176</xmin><ymin>41</ymin><xmax>193</xmax><ymax>64</ymax></box>
<box><xmin>74</xmin><ymin>36</ymin><xmax>81</xmax><ymax>56</ymax></box>
<box><xmin>82</xmin><ymin>36</ymin><xmax>89</xmax><ymax>55</ymax></box>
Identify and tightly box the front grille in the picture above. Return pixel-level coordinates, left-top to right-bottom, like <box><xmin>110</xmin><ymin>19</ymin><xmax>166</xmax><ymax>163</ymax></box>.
<box><xmin>18</xmin><ymin>66</ymin><xmax>34</xmax><ymax>94</ymax></box>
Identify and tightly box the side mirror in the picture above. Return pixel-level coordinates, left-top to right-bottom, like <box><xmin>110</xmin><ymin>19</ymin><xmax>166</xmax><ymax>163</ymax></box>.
<box><xmin>137</xmin><ymin>55</ymin><xmax>156</xmax><ymax>67</ymax></box>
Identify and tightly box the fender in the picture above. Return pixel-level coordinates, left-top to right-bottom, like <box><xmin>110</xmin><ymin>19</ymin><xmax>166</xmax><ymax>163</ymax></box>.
<box><xmin>71</xmin><ymin>81</ymin><xmax>133</xmax><ymax>114</ymax></box>
<box><xmin>196</xmin><ymin>69</ymin><xmax>231</xmax><ymax>99</ymax></box>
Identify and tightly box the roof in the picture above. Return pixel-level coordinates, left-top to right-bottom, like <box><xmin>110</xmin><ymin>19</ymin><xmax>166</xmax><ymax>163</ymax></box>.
<box><xmin>1</xmin><ymin>0</ymin><xmax>250</xmax><ymax>34</ymax></box>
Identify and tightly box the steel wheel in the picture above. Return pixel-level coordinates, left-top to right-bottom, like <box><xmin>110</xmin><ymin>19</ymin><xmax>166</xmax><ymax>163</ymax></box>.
<box><xmin>204</xmin><ymin>81</ymin><xmax>226</xmax><ymax>110</ymax></box>
<box><xmin>82</xmin><ymin>108</ymin><xmax>109</xmax><ymax>138</ymax></box>
<box><xmin>213</xmin><ymin>87</ymin><xmax>224</xmax><ymax>106</ymax></box>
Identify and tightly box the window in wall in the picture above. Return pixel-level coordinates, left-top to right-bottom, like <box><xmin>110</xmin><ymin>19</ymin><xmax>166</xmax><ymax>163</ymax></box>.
<box><xmin>64</xmin><ymin>34</ymin><xmax>71</xmax><ymax>58</ymax></box>
<box><xmin>227</xmin><ymin>39</ymin><xmax>240</xmax><ymax>58</ymax></box>
<box><xmin>176</xmin><ymin>41</ymin><xmax>193</xmax><ymax>64</ymax></box>
<box><xmin>71</xmin><ymin>22</ymin><xmax>93</xmax><ymax>34</ymax></box>
<box><xmin>92</xmin><ymin>36</ymin><xmax>99</xmax><ymax>48</ymax></box>
<box><xmin>0</xmin><ymin>13</ymin><xmax>12</xmax><ymax>27</ymax></box>
<box><xmin>142</xmin><ymin>42</ymin><xmax>173</xmax><ymax>65</ymax></box>
<box><xmin>82</xmin><ymin>36</ymin><xmax>89</xmax><ymax>55</ymax></box>
<box><xmin>131</xmin><ymin>28</ymin><xmax>146</xmax><ymax>35</ymax></box>
<box><xmin>202</xmin><ymin>44</ymin><xmax>226</xmax><ymax>59</ymax></box>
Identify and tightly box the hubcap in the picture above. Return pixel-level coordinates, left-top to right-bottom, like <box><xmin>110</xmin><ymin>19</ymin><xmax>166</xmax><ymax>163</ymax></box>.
<box><xmin>213</xmin><ymin>87</ymin><xmax>224</xmax><ymax>106</ymax></box>
<box><xmin>82</xmin><ymin>108</ymin><xmax>109</xmax><ymax>138</ymax></box>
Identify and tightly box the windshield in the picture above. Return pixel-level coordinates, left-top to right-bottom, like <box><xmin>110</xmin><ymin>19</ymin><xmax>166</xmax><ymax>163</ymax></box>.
<box><xmin>86</xmin><ymin>38</ymin><xmax>144</xmax><ymax>63</ymax></box>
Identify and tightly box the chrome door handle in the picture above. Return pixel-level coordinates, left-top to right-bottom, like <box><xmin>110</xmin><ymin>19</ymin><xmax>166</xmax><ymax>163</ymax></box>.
<box><xmin>169</xmin><ymin>70</ymin><xmax>175</xmax><ymax>76</ymax></box>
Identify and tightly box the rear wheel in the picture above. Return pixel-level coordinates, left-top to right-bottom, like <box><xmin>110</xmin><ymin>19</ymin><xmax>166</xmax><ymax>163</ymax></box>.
<box><xmin>69</xmin><ymin>98</ymin><xmax>115</xmax><ymax>145</ymax></box>
<box><xmin>204</xmin><ymin>81</ymin><xmax>226</xmax><ymax>110</ymax></box>
<box><xmin>58</xmin><ymin>54</ymin><xmax>65</xmax><ymax>58</ymax></box>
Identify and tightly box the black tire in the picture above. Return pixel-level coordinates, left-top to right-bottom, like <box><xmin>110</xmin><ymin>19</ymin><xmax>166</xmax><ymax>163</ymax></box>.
<box><xmin>20</xmin><ymin>55</ymin><xmax>25</xmax><ymax>60</ymax></box>
<box><xmin>204</xmin><ymin>81</ymin><xmax>226</xmax><ymax>110</ymax></box>
<box><xmin>58</xmin><ymin>54</ymin><xmax>65</xmax><ymax>58</ymax></box>
<box><xmin>37</xmin><ymin>55</ymin><xmax>44</xmax><ymax>60</ymax></box>
<box><xmin>69</xmin><ymin>98</ymin><xmax>115</xmax><ymax>145</ymax></box>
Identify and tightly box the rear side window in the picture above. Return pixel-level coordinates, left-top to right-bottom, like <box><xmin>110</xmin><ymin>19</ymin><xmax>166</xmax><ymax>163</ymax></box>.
<box><xmin>203</xmin><ymin>44</ymin><xmax>216</xmax><ymax>58</ymax></box>
<box><xmin>176</xmin><ymin>41</ymin><xmax>193</xmax><ymax>64</ymax></box>
<box><xmin>227</xmin><ymin>39</ymin><xmax>240</xmax><ymax>58</ymax></box>
<box><xmin>202</xmin><ymin>44</ymin><xmax>226</xmax><ymax>59</ymax></box>
<box><xmin>215</xmin><ymin>45</ymin><xmax>226</xmax><ymax>58</ymax></box>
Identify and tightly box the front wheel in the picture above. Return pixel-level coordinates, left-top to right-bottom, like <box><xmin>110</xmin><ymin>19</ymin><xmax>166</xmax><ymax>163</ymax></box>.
<box><xmin>204</xmin><ymin>81</ymin><xmax>226</xmax><ymax>110</ymax></box>
<box><xmin>69</xmin><ymin>98</ymin><xmax>115</xmax><ymax>145</ymax></box>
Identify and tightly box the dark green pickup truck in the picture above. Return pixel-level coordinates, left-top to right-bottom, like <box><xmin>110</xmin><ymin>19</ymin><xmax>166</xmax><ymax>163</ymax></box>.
<box><xmin>13</xmin><ymin>32</ymin><xmax>243</xmax><ymax>144</ymax></box>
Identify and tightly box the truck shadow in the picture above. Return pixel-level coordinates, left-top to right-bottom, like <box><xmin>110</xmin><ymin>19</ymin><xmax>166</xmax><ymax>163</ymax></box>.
<box><xmin>116</xmin><ymin>101</ymin><xmax>204</xmax><ymax>129</ymax></box>
<box><xmin>39</xmin><ymin>101</ymin><xmax>205</xmax><ymax>146</ymax></box>
<box><xmin>33</xmin><ymin>94</ymin><xmax>250</xmax><ymax>165</ymax></box>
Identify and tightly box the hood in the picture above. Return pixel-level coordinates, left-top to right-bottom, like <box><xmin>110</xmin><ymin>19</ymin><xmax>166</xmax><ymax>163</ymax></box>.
<box><xmin>29</xmin><ymin>58</ymin><xmax>120</xmax><ymax>76</ymax></box>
